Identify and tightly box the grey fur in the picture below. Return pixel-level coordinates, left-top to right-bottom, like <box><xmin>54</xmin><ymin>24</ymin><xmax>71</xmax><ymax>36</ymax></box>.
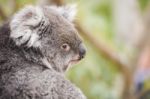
<box><xmin>0</xmin><ymin>5</ymin><xmax>86</xmax><ymax>99</ymax></box>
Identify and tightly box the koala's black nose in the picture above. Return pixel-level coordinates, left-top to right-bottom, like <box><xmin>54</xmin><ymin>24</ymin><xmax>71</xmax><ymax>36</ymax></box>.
<box><xmin>79</xmin><ymin>43</ymin><xmax>86</xmax><ymax>59</ymax></box>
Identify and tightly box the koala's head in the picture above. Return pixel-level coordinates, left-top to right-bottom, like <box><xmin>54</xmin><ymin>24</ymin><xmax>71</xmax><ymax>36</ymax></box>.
<box><xmin>10</xmin><ymin>5</ymin><xmax>86</xmax><ymax>72</ymax></box>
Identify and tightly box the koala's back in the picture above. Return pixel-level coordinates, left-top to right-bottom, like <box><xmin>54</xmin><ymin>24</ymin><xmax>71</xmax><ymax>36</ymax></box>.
<box><xmin>0</xmin><ymin>23</ymin><xmax>85</xmax><ymax>99</ymax></box>
<box><xmin>0</xmin><ymin>22</ymin><xmax>23</xmax><ymax>72</ymax></box>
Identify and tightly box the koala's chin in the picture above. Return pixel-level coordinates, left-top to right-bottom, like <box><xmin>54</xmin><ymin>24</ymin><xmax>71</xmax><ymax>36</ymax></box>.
<box><xmin>63</xmin><ymin>54</ymin><xmax>81</xmax><ymax>71</ymax></box>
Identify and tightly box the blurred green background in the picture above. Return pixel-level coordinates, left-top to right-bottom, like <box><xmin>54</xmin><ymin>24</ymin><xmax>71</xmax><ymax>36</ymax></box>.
<box><xmin>1</xmin><ymin>0</ymin><xmax>150</xmax><ymax>99</ymax></box>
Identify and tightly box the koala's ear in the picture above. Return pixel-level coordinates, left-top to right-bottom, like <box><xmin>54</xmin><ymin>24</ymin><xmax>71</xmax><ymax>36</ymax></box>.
<box><xmin>10</xmin><ymin>5</ymin><xmax>43</xmax><ymax>47</ymax></box>
<box><xmin>54</xmin><ymin>4</ymin><xmax>77</xmax><ymax>22</ymax></box>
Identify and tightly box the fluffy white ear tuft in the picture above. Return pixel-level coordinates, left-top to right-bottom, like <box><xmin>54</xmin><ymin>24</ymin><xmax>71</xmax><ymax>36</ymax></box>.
<box><xmin>10</xmin><ymin>5</ymin><xmax>43</xmax><ymax>48</ymax></box>
<box><xmin>52</xmin><ymin>4</ymin><xmax>77</xmax><ymax>22</ymax></box>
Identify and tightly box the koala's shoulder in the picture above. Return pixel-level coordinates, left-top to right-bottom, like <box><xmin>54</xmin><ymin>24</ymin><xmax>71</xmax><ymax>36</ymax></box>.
<box><xmin>38</xmin><ymin>70</ymin><xmax>86</xmax><ymax>99</ymax></box>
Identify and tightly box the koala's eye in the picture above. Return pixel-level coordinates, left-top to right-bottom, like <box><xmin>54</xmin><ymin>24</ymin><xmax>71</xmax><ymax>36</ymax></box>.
<box><xmin>61</xmin><ymin>43</ymin><xmax>70</xmax><ymax>51</ymax></box>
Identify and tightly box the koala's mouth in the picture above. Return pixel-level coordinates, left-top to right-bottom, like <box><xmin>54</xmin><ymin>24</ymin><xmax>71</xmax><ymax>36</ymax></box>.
<box><xmin>64</xmin><ymin>56</ymin><xmax>81</xmax><ymax>71</ymax></box>
<box><xmin>68</xmin><ymin>54</ymin><xmax>82</xmax><ymax>67</ymax></box>
<box><xmin>68</xmin><ymin>59</ymin><xmax>80</xmax><ymax>66</ymax></box>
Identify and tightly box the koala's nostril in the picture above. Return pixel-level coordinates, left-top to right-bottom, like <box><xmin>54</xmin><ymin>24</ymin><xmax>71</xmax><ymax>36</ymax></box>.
<box><xmin>79</xmin><ymin>50</ymin><xmax>86</xmax><ymax>59</ymax></box>
<box><xmin>79</xmin><ymin>43</ymin><xmax>86</xmax><ymax>59</ymax></box>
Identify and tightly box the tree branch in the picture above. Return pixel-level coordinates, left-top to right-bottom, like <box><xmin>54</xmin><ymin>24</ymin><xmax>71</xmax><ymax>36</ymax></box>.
<box><xmin>76</xmin><ymin>22</ymin><xmax>133</xmax><ymax>99</ymax></box>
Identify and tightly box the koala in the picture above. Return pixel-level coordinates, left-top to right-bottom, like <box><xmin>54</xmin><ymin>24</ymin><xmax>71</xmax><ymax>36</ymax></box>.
<box><xmin>0</xmin><ymin>5</ymin><xmax>86</xmax><ymax>99</ymax></box>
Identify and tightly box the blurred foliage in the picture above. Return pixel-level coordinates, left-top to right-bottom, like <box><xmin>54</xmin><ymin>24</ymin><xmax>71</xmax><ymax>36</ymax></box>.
<box><xmin>138</xmin><ymin>0</ymin><xmax>150</xmax><ymax>10</ymax></box>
